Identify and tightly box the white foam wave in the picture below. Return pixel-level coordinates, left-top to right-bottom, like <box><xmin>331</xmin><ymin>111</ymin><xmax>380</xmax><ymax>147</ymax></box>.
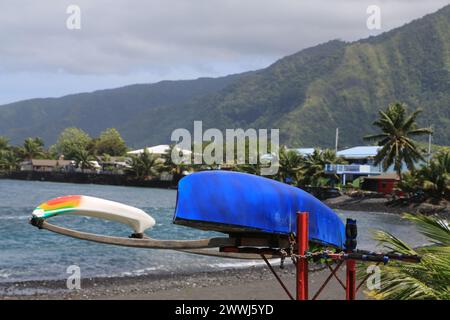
<box><xmin>1</xmin><ymin>215</ymin><xmax>30</xmax><ymax>220</ymax></box>
<box><xmin>117</xmin><ymin>266</ymin><xmax>163</xmax><ymax>277</ymax></box>
<box><xmin>207</xmin><ymin>260</ymin><xmax>273</xmax><ymax>269</ymax></box>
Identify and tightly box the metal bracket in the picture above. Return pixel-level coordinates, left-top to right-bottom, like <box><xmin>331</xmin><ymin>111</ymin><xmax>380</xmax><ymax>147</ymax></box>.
<box><xmin>29</xmin><ymin>217</ymin><xmax>44</xmax><ymax>229</ymax></box>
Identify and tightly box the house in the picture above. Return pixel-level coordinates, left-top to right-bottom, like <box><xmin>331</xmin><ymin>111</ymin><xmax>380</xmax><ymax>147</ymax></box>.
<box><xmin>97</xmin><ymin>156</ymin><xmax>130</xmax><ymax>174</ymax></box>
<box><xmin>337</xmin><ymin>146</ymin><xmax>381</xmax><ymax>165</ymax></box>
<box><xmin>20</xmin><ymin>159</ymin><xmax>75</xmax><ymax>172</ymax></box>
<box><xmin>361</xmin><ymin>173</ymin><xmax>400</xmax><ymax>195</ymax></box>
<box><xmin>73</xmin><ymin>161</ymin><xmax>102</xmax><ymax>173</ymax></box>
<box><xmin>325</xmin><ymin>146</ymin><xmax>382</xmax><ymax>184</ymax></box>
<box><xmin>128</xmin><ymin>144</ymin><xmax>170</xmax><ymax>156</ymax></box>
<box><xmin>127</xmin><ymin>144</ymin><xmax>192</xmax><ymax>157</ymax></box>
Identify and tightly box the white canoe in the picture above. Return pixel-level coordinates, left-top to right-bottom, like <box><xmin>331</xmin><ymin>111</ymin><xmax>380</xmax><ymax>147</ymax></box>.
<box><xmin>32</xmin><ymin>195</ymin><xmax>155</xmax><ymax>234</ymax></box>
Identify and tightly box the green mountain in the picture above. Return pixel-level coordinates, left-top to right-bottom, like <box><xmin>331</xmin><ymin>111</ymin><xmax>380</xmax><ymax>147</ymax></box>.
<box><xmin>0</xmin><ymin>74</ymin><xmax>245</xmax><ymax>148</ymax></box>
<box><xmin>1</xmin><ymin>5</ymin><xmax>449</xmax><ymax>148</ymax></box>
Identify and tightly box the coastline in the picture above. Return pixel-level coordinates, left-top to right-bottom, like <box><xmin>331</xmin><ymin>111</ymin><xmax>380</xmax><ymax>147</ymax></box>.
<box><xmin>325</xmin><ymin>195</ymin><xmax>450</xmax><ymax>217</ymax></box>
<box><xmin>0</xmin><ymin>264</ymin><xmax>367</xmax><ymax>300</ymax></box>
<box><xmin>2</xmin><ymin>174</ymin><xmax>448</xmax><ymax>217</ymax></box>
<box><xmin>0</xmin><ymin>172</ymin><xmax>179</xmax><ymax>189</ymax></box>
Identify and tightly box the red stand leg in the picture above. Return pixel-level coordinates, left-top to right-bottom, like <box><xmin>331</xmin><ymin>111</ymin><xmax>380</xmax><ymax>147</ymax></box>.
<box><xmin>296</xmin><ymin>212</ymin><xmax>309</xmax><ymax>300</ymax></box>
<box><xmin>346</xmin><ymin>259</ymin><xmax>356</xmax><ymax>300</ymax></box>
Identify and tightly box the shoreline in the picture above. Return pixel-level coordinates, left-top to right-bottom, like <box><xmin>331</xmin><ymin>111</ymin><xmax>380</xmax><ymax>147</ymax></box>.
<box><xmin>0</xmin><ymin>172</ymin><xmax>179</xmax><ymax>189</ymax></box>
<box><xmin>325</xmin><ymin>195</ymin><xmax>450</xmax><ymax>217</ymax></box>
<box><xmin>0</xmin><ymin>263</ymin><xmax>367</xmax><ymax>300</ymax></box>
<box><xmin>2</xmin><ymin>176</ymin><xmax>448</xmax><ymax>217</ymax></box>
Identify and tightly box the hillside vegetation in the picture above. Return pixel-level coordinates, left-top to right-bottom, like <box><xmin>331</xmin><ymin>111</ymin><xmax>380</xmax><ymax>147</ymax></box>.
<box><xmin>0</xmin><ymin>5</ymin><xmax>449</xmax><ymax>148</ymax></box>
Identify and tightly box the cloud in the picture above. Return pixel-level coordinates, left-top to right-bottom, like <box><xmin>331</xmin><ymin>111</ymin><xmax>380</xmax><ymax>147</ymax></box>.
<box><xmin>1</xmin><ymin>0</ymin><xmax>448</xmax><ymax>75</ymax></box>
<box><xmin>0</xmin><ymin>0</ymin><xmax>448</xmax><ymax>103</ymax></box>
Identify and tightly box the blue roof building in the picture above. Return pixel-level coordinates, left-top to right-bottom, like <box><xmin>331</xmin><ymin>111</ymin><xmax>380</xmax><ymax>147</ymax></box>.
<box><xmin>326</xmin><ymin>146</ymin><xmax>383</xmax><ymax>184</ymax></box>
<box><xmin>336</xmin><ymin>146</ymin><xmax>381</xmax><ymax>159</ymax></box>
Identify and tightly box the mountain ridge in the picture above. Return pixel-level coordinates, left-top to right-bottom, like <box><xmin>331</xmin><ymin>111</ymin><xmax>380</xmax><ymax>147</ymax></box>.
<box><xmin>1</xmin><ymin>5</ymin><xmax>449</xmax><ymax>148</ymax></box>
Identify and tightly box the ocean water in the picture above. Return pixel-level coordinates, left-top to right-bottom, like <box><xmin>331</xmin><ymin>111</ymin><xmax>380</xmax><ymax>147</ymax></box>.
<box><xmin>0</xmin><ymin>179</ymin><xmax>429</xmax><ymax>283</ymax></box>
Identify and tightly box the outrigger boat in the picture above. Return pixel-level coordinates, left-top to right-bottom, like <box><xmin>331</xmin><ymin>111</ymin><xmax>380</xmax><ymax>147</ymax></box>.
<box><xmin>30</xmin><ymin>170</ymin><xmax>420</xmax><ymax>300</ymax></box>
<box><xmin>30</xmin><ymin>171</ymin><xmax>345</xmax><ymax>254</ymax></box>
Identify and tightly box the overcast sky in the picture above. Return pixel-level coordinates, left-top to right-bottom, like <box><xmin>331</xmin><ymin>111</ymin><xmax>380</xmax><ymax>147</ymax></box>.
<box><xmin>0</xmin><ymin>0</ymin><xmax>448</xmax><ymax>104</ymax></box>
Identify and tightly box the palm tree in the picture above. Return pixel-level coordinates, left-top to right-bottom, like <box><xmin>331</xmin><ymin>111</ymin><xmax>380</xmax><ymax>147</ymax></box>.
<box><xmin>126</xmin><ymin>155</ymin><xmax>143</xmax><ymax>179</ymax></box>
<box><xmin>274</xmin><ymin>146</ymin><xmax>304</xmax><ymax>184</ymax></box>
<box><xmin>301</xmin><ymin>149</ymin><xmax>346</xmax><ymax>186</ymax></box>
<box><xmin>161</xmin><ymin>144</ymin><xmax>192</xmax><ymax>176</ymax></box>
<box><xmin>419</xmin><ymin>151</ymin><xmax>450</xmax><ymax>201</ymax></box>
<box><xmin>126</xmin><ymin>149</ymin><xmax>163</xmax><ymax>180</ymax></box>
<box><xmin>22</xmin><ymin>137</ymin><xmax>45</xmax><ymax>160</ymax></box>
<box><xmin>0</xmin><ymin>150</ymin><xmax>20</xmax><ymax>173</ymax></box>
<box><xmin>396</xmin><ymin>171</ymin><xmax>422</xmax><ymax>199</ymax></box>
<box><xmin>364</xmin><ymin>103</ymin><xmax>432</xmax><ymax>179</ymax></box>
<box><xmin>0</xmin><ymin>136</ymin><xmax>9</xmax><ymax>151</ymax></box>
<box><xmin>397</xmin><ymin>150</ymin><xmax>450</xmax><ymax>201</ymax></box>
<box><xmin>73</xmin><ymin>149</ymin><xmax>95</xmax><ymax>173</ymax></box>
<box><xmin>101</xmin><ymin>153</ymin><xmax>112</xmax><ymax>163</ymax></box>
<box><xmin>366</xmin><ymin>213</ymin><xmax>450</xmax><ymax>300</ymax></box>
<box><xmin>235</xmin><ymin>162</ymin><xmax>264</xmax><ymax>176</ymax></box>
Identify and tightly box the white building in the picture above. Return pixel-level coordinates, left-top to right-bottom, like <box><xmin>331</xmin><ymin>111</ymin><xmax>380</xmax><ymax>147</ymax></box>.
<box><xmin>326</xmin><ymin>146</ymin><xmax>383</xmax><ymax>184</ymax></box>
<box><xmin>127</xmin><ymin>144</ymin><xmax>192</xmax><ymax>156</ymax></box>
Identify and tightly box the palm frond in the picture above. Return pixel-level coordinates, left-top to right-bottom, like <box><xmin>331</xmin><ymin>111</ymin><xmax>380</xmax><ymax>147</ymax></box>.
<box><xmin>402</xmin><ymin>109</ymin><xmax>422</xmax><ymax>131</ymax></box>
<box><xmin>364</xmin><ymin>212</ymin><xmax>450</xmax><ymax>300</ymax></box>
<box><xmin>403</xmin><ymin>213</ymin><xmax>450</xmax><ymax>246</ymax></box>
<box><xmin>371</xmin><ymin>229</ymin><xmax>417</xmax><ymax>255</ymax></box>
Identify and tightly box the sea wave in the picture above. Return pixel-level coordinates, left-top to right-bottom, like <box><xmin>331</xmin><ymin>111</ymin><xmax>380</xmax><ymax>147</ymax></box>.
<box><xmin>118</xmin><ymin>266</ymin><xmax>162</xmax><ymax>277</ymax></box>
<box><xmin>0</xmin><ymin>215</ymin><xmax>30</xmax><ymax>220</ymax></box>
<box><xmin>207</xmin><ymin>260</ymin><xmax>271</xmax><ymax>269</ymax></box>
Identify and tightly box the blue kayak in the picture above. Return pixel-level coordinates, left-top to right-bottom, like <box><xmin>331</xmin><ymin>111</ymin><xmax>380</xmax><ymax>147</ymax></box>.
<box><xmin>173</xmin><ymin>171</ymin><xmax>345</xmax><ymax>248</ymax></box>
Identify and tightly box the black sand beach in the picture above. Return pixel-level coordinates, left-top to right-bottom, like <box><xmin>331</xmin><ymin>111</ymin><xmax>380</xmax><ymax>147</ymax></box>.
<box><xmin>0</xmin><ymin>263</ymin><xmax>368</xmax><ymax>300</ymax></box>
<box><xmin>325</xmin><ymin>195</ymin><xmax>450</xmax><ymax>217</ymax></box>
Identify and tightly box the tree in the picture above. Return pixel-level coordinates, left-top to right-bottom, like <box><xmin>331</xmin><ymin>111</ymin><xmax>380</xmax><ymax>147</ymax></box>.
<box><xmin>53</xmin><ymin>127</ymin><xmax>92</xmax><ymax>159</ymax></box>
<box><xmin>301</xmin><ymin>149</ymin><xmax>346</xmax><ymax>186</ymax></box>
<box><xmin>0</xmin><ymin>136</ymin><xmax>9</xmax><ymax>151</ymax></box>
<box><xmin>364</xmin><ymin>103</ymin><xmax>432</xmax><ymax>179</ymax></box>
<box><xmin>72</xmin><ymin>149</ymin><xmax>95</xmax><ymax>173</ymax></box>
<box><xmin>273</xmin><ymin>146</ymin><xmax>304</xmax><ymax>184</ymax></box>
<box><xmin>235</xmin><ymin>162</ymin><xmax>265</xmax><ymax>176</ymax></box>
<box><xmin>367</xmin><ymin>213</ymin><xmax>449</xmax><ymax>300</ymax></box>
<box><xmin>396</xmin><ymin>171</ymin><xmax>422</xmax><ymax>199</ymax></box>
<box><xmin>418</xmin><ymin>151</ymin><xmax>450</xmax><ymax>201</ymax></box>
<box><xmin>21</xmin><ymin>137</ymin><xmax>45</xmax><ymax>160</ymax></box>
<box><xmin>94</xmin><ymin>128</ymin><xmax>127</xmax><ymax>156</ymax></box>
<box><xmin>126</xmin><ymin>149</ymin><xmax>163</xmax><ymax>180</ymax></box>
<box><xmin>126</xmin><ymin>156</ymin><xmax>143</xmax><ymax>179</ymax></box>
<box><xmin>397</xmin><ymin>150</ymin><xmax>450</xmax><ymax>202</ymax></box>
<box><xmin>0</xmin><ymin>150</ymin><xmax>20</xmax><ymax>173</ymax></box>
<box><xmin>161</xmin><ymin>144</ymin><xmax>192</xmax><ymax>176</ymax></box>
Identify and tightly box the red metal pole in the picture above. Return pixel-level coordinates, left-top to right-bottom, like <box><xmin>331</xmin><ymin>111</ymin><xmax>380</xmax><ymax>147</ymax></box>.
<box><xmin>346</xmin><ymin>259</ymin><xmax>356</xmax><ymax>300</ymax></box>
<box><xmin>296</xmin><ymin>212</ymin><xmax>309</xmax><ymax>300</ymax></box>
<box><xmin>345</xmin><ymin>218</ymin><xmax>357</xmax><ymax>300</ymax></box>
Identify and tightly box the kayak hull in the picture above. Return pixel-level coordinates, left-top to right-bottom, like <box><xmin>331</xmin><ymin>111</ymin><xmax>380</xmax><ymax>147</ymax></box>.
<box><xmin>173</xmin><ymin>171</ymin><xmax>345</xmax><ymax>248</ymax></box>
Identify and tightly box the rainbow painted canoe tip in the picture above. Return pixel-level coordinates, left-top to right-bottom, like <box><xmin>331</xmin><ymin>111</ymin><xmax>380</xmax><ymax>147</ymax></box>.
<box><xmin>32</xmin><ymin>195</ymin><xmax>155</xmax><ymax>233</ymax></box>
